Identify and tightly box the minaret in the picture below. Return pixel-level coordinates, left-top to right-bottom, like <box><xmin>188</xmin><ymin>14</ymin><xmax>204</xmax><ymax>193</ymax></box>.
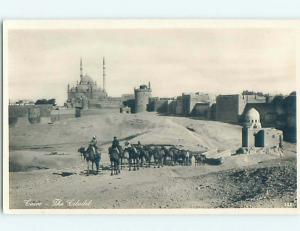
<box><xmin>80</xmin><ymin>58</ymin><xmax>83</xmax><ymax>83</ymax></box>
<box><xmin>67</xmin><ymin>84</ymin><xmax>70</xmax><ymax>100</ymax></box>
<box><xmin>102</xmin><ymin>57</ymin><xmax>106</xmax><ymax>92</ymax></box>
<box><xmin>148</xmin><ymin>81</ymin><xmax>151</xmax><ymax>89</ymax></box>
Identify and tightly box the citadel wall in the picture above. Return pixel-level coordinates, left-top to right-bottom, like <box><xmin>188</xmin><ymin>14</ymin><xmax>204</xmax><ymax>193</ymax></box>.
<box><xmin>192</xmin><ymin>102</ymin><xmax>211</xmax><ymax>118</ymax></box>
<box><xmin>9</xmin><ymin>104</ymin><xmax>53</xmax><ymax>127</ymax></box>
<box><xmin>216</xmin><ymin>94</ymin><xmax>267</xmax><ymax>123</ymax></box>
<box><xmin>216</xmin><ymin>94</ymin><xmax>241</xmax><ymax>123</ymax></box>
<box><xmin>182</xmin><ymin>93</ymin><xmax>214</xmax><ymax>115</ymax></box>
<box><xmin>88</xmin><ymin>97</ymin><xmax>122</xmax><ymax>109</ymax></box>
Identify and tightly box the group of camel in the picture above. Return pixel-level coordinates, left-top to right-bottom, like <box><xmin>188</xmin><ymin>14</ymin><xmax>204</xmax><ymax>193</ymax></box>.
<box><xmin>78</xmin><ymin>143</ymin><xmax>213</xmax><ymax>176</ymax></box>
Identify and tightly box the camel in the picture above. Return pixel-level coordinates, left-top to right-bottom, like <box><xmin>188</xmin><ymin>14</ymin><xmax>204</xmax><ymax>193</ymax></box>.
<box><xmin>124</xmin><ymin>144</ymin><xmax>140</xmax><ymax>171</ymax></box>
<box><xmin>108</xmin><ymin>146</ymin><xmax>121</xmax><ymax>176</ymax></box>
<box><xmin>78</xmin><ymin>146</ymin><xmax>101</xmax><ymax>176</ymax></box>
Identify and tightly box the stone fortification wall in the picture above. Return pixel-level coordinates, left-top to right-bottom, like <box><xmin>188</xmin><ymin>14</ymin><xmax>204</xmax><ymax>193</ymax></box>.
<box><xmin>88</xmin><ymin>97</ymin><xmax>122</xmax><ymax>109</ymax></box>
<box><xmin>216</xmin><ymin>95</ymin><xmax>241</xmax><ymax>123</ymax></box>
<box><xmin>216</xmin><ymin>94</ymin><xmax>267</xmax><ymax>123</ymax></box>
<box><xmin>182</xmin><ymin>93</ymin><xmax>215</xmax><ymax>115</ymax></box>
<box><xmin>9</xmin><ymin>104</ymin><xmax>53</xmax><ymax>126</ymax></box>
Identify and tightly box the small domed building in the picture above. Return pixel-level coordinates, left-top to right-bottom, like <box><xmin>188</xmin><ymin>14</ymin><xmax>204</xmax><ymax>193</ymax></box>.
<box><xmin>242</xmin><ymin>107</ymin><xmax>283</xmax><ymax>151</ymax></box>
<box><xmin>243</xmin><ymin>108</ymin><xmax>262</xmax><ymax>129</ymax></box>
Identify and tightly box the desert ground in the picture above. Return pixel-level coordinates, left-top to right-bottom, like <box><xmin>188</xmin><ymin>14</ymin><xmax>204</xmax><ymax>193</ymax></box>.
<box><xmin>8</xmin><ymin>112</ymin><xmax>297</xmax><ymax>209</ymax></box>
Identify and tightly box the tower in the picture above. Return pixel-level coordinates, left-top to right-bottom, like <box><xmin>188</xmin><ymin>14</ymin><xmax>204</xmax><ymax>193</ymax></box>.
<box><xmin>134</xmin><ymin>84</ymin><xmax>152</xmax><ymax>113</ymax></box>
<box><xmin>67</xmin><ymin>84</ymin><xmax>70</xmax><ymax>100</ymax></box>
<box><xmin>80</xmin><ymin>58</ymin><xmax>83</xmax><ymax>83</ymax></box>
<box><xmin>102</xmin><ymin>57</ymin><xmax>106</xmax><ymax>92</ymax></box>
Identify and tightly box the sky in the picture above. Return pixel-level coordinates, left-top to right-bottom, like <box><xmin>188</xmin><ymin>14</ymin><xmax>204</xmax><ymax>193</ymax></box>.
<box><xmin>7</xmin><ymin>28</ymin><xmax>296</xmax><ymax>105</ymax></box>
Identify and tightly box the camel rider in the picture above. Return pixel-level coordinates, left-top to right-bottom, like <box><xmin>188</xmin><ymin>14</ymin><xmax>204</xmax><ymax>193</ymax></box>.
<box><xmin>125</xmin><ymin>141</ymin><xmax>134</xmax><ymax>151</ymax></box>
<box><xmin>89</xmin><ymin>136</ymin><xmax>98</xmax><ymax>153</ymax></box>
<box><xmin>112</xmin><ymin>136</ymin><xmax>120</xmax><ymax>154</ymax></box>
<box><xmin>137</xmin><ymin>141</ymin><xmax>143</xmax><ymax>151</ymax></box>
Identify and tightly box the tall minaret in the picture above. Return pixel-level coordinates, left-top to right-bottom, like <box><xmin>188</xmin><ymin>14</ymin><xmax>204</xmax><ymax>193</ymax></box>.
<box><xmin>67</xmin><ymin>84</ymin><xmax>70</xmax><ymax>100</ymax></box>
<box><xmin>80</xmin><ymin>57</ymin><xmax>83</xmax><ymax>83</ymax></box>
<box><xmin>102</xmin><ymin>57</ymin><xmax>106</xmax><ymax>92</ymax></box>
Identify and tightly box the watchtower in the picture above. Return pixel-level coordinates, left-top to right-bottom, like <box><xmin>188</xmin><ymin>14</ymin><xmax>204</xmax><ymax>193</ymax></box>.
<box><xmin>134</xmin><ymin>82</ymin><xmax>152</xmax><ymax>113</ymax></box>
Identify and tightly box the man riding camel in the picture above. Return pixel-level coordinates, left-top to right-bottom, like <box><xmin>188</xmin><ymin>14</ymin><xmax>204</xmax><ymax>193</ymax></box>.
<box><xmin>112</xmin><ymin>136</ymin><xmax>121</xmax><ymax>154</ymax></box>
<box><xmin>89</xmin><ymin>136</ymin><xmax>99</xmax><ymax>153</ymax></box>
<box><xmin>136</xmin><ymin>141</ymin><xmax>143</xmax><ymax>151</ymax></box>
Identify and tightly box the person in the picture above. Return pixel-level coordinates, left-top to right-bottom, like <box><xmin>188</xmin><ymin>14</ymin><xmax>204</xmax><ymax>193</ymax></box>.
<box><xmin>112</xmin><ymin>136</ymin><xmax>119</xmax><ymax>148</ymax></box>
<box><xmin>125</xmin><ymin>141</ymin><xmax>133</xmax><ymax>150</ymax></box>
<box><xmin>136</xmin><ymin>141</ymin><xmax>143</xmax><ymax>151</ymax></box>
<box><xmin>89</xmin><ymin>136</ymin><xmax>98</xmax><ymax>152</ymax></box>
<box><xmin>112</xmin><ymin>136</ymin><xmax>121</xmax><ymax>154</ymax></box>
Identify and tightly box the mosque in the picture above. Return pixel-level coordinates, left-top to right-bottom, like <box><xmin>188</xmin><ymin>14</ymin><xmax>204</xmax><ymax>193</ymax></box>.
<box><xmin>66</xmin><ymin>58</ymin><xmax>121</xmax><ymax>109</ymax></box>
<box><xmin>241</xmin><ymin>108</ymin><xmax>283</xmax><ymax>153</ymax></box>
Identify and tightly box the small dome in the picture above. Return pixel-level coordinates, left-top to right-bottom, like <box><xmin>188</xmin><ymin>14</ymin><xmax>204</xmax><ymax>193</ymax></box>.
<box><xmin>244</xmin><ymin>108</ymin><xmax>261</xmax><ymax>129</ymax></box>
<box><xmin>245</xmin><ymin>108</ymin><xmax>260</xmax><ymax>121</ymax></box>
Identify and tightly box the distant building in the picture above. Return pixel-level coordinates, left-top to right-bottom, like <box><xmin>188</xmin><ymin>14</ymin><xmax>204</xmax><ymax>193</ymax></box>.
<box><xmin>282</xmin><ymin>92</ymin><xmax>297</xmax><ymax>143</ymax></box>
<box><xmin>148</xmin><ymin>97</ymin><xmax>175</xmax><ymax>114</ymax></box>
<box><xmin>66</xmin><ymin>58</ymin><xmax>121</xmax><ymax>109</ymax></box>
<box><xmin>121</xmin><ymin>94</ymin><xmax>135</xmax><ymax>113</ymax></box>
<box><xmin>216</xmin><ymin>93</ymin><xmax>268</xmax><ymax>123</ymax></box>
<box><xmin>192</xmin><ymin>102</ymin><xmax>212</xmax><ymax>118</ymax></box>
<box><xmin>12</xmin><ymin>99</ymin><xmax>35</xmax><ymax>106</ymax></box>
<box><xmin>134</xmin><ymin>83</ymin><xmax>152</xmax><ymax>113</ymax></box>
<box><xmin>182</xmin><ymin>92</ymin><xmax>215</xmax><ymax>116</ymax></box>
<box><xmin>242</xmin><ymin>108</ymin><xmax>283</xmax><ymax>149</ymax></box>
<box><xmin>120</xmin><ymin>106</ymin><xmax>131</xmax><ymax>114</ymax></box>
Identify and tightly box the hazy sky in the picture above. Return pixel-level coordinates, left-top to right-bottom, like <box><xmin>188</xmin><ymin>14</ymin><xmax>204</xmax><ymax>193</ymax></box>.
<box><xmin>7</xmin><ymin>28</ymin><xmax>296</xmax><ymax>105</ymax></box>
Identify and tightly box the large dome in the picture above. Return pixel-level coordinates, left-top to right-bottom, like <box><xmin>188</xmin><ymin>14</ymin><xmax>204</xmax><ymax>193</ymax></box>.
<box><xmin>244</xmin><ymin>108</ymin><xmax>261</xmax><ymax>129</ymax></box>
<box><xmin>81</xmin><ymin>74</ymin><xmax>94</xmax><ymax>84</ymax></box>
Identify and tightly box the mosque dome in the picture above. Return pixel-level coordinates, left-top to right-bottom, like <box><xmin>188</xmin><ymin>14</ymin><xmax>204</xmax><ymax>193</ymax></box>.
<box><xmin>244</xmin><ymin>108</ymin><xmax>261</xmax><ymax>129</ymax></box>
<box><xmin>81</xmin><ymin>74</ymin><xmax>94</xmax><ymax>84</ymax></box>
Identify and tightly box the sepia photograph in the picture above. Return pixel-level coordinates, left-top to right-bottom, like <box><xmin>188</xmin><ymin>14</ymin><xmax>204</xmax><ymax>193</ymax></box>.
<box><xmin>2</xmin><ymin>20</ymin><xmax>298</xmax><ymax>213</ymax></box>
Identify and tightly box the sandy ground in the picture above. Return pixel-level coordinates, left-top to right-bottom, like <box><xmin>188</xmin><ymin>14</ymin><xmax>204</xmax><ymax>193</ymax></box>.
<box><xmin>8</xmin><ymin>112</ymin><xmax>297</xmax><ymax>209</ymax></box>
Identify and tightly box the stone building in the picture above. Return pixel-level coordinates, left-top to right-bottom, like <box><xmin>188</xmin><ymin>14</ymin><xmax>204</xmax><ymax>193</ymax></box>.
<box><xmin>148</xmin><ymin>97</ymin><xmax>175</xmax><ymax>114</ymax></box>
<box><xmin>240</xmin><ymin>92</ymin><xmax>296</xmax><ymax>143</ymax></box>
<box><xmin>182</xmin><ymin>92</ymin><xmax>215</xmax><ymax>116</ymax></box>
<box><xmin>174</xmin><ymin>96</ymin><xmax>183</xmax><ymax>115</ymax></box>
<box><xmin>242</xmin><ymin>108</ymin><xmax>283</xmax><ymax>149</ymax></box>
<box><xmin>134</xmin><ymin>83</ymin><xmax>152</xmax><ymax>113</ymax></box>
<box><xmin>120</xmin><ymin>106</ymin><xmax>131</xmax><ymax>114</ymax></box>
<box><xmin>192</xmin><ymin>102</ymin><xmax>212</xmax><ymax>118</ymax></box>
<box><xmin>216</xmin><ymin>93</ymin><xmax>268</xmax><ymax>123</ymax></box>
<box><xmin>282</xmin><ymin>92</ymin><xmax>296</xmax><ymax>142</ymax></box>
<box><xmin>66</xmin><ymin>58</ymin><xmax>121</xmax><ymax>109</ymax></box>
<box><xmin>9</xmin><ymin>104</ymin><xmax>53</xmax><ymax>127</ymax></box>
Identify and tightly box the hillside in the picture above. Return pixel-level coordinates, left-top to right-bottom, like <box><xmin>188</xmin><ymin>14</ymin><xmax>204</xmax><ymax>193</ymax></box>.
<box><xmin>9</xmin><ymin>112</ymin><xmax>242</xmax><ymax>151</ymax></box>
